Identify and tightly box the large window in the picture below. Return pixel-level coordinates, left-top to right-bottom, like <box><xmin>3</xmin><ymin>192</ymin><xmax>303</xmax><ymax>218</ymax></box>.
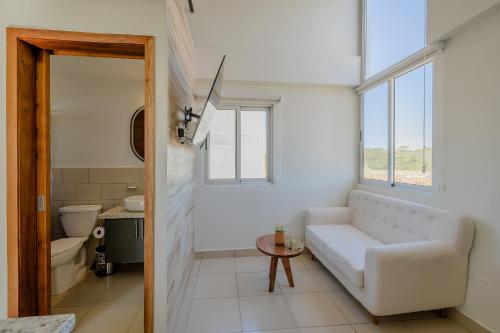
<box><xmin>360</xmin><ymin>0</ymin><xmax>435</xmax><ymax>188</ymax></box>
<box><xmin>394</xmin><ymin>63</ymin><xmax>433</xmax><ymax>186</ymax></box>
<box><xmin>365</xmin><ymin>0</ymin><xmax>426</xmax><ymax>78</ymax></box>
<box><xmin>362</xmin><ymin>83</ymin><xmax>389</xmax><ymax>181</ymax></box>
<box><xmin>207</xmin><ymin>105</ymin><xmax>272</xmax><ymax>184</ymax></box>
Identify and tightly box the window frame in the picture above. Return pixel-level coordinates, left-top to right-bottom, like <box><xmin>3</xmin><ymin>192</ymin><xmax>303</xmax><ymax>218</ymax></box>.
<box><xmin>204</xmin><ymin>103</ymin><xmax>273</xmax><ymax>185</ymax></box>
<box><xmin>360</xmin><ymin>59</ymin><xmax>435</xmax><ymax>189</ymax></box>
<box><xmin>359</xmin><ymin>0</ymin><xmax>441</xmax><ymax>190</ymax></box>
<box><xmin>361</xmin><ymin>0</ymin><xmax>428</xmax><ymax>81</ymax></box>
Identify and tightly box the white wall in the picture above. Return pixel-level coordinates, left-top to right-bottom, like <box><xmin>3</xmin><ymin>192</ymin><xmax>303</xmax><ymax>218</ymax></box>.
<box><xmin>190</xmin><ymin>0</ymin><xmax>360</xmax><ymax>251</ymax></box>
<box><xmin>427</xmin><ymin>0</ymin><xmax>500</xmax><ymax>43</ymax></box>
<box><xmin>51</xmin><ymin>56</ymin><xmax>145</xmax><ymax>168</ymax></box>
<box><xmin>195</xmin><ymin>81</ymin><xmax>358</xmax><ymax>250</ymax></box>
<box><xmin>361</xmin><ymin>7</ymin><xmax>500</xmax><ymax>332</ymax></box>
<box><xmin>0</xmin><ymin>1</ymin><xmax>169</xmax><ymax>330</ymax></box>
<box><xmin>188</xmin><ymin>0</ymin><xmax>361</xmax><ymax>86</ymax></box>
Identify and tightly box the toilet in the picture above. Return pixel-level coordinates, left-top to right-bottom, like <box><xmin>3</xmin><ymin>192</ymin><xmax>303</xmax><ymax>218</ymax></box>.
<box><xmin>51</xmin><ymin>204</ymin><xmax>102</xmax><ymax>295</ymax></box>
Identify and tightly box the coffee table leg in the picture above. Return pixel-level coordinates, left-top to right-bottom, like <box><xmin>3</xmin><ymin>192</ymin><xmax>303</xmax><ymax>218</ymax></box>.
<box><xmin>269</xmin><ymin>257</ymin><xmax>273</xmax><ymax>278</ymax></box>
<box><xmin>269</xmin><ymin>257</ymin><xmax>278</xmax><ymax>292</ymax></box>
<box><xmin>281</xmin><ymin>258</ymin><xmax>294</xmax><ymax>287</ymax></box>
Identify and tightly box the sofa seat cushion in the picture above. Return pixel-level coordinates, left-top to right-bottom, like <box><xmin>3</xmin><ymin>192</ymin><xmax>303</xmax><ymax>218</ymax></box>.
<box><xmin>306</xmin><ymin>224</ymin><xmax>374</xmax><ymax>251</ymax></box>
<box><xmin>323</xmin><ymin>239</ymin><xmax>382</xmax><ymax>288</ymax></box>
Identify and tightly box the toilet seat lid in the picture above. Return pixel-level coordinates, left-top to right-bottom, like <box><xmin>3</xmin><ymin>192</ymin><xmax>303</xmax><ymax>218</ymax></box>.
<box><xmin>51</xmin><ymin>237</ymin><xmax>86</xmax><ymax>257</ymax></box>
<box><xmin>59</xmin><ymin>205</ymin><xmax>102</xmax><ymax>213</ymax></box>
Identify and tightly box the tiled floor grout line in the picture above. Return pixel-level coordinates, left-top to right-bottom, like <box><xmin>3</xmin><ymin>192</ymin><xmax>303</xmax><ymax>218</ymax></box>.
<box><xmin>193</xmin><ymin>295</ymin><xmax>240</xmax><ymax>300</ymax></box>
<box><xmin>188</xmin><ymin>256</ymin><xmax>473</xmax><ymax>333</ymax></box>
<box><xmin>51</xmin><ymin>269</ymin><xmax>145</xmax><ymax>332</ymax></box>
<box><xmin>402</xmin><ymin>318</ymin><xmax>418</xmax><ymax>333</ymax></box>
<box><xmin>125</xmin><ymin>303</ymin><xmax>145</xmax><ymax>333</ymax></box>
<box><xmin>76</xmin><ymin>305</ymin><xmax>91</xmax><ymax>329</ymax></box>
<box><xmin>292</xmin><ymin>265</ymin><xmax>353</xmax><ymax>330</ymax></box>
<box><xmin>52</xmin><ymin>271</ymin><xmax>116</xmax><ymax>310</ymax></box>
<box><xmin>299</xmin><ymin>260</ymin><xmax>448</xmax><ymax>331</ymax></box>
<box><xmin>234</xmin><ymin>257</ymin><xmax>245</xmax><ymax>333</ymax></box>
<box><xmin>322</xmin><ymin>290</ymin><xmax>353</xmax><ymax>326</ymax></box>
<box><xmin>350</xmin><ymin>323</ymin><xmax>361</xmax><ymax>333</ymax></box>
<box><xmin>279</xmin><ymin>277</ymin><xmax>300</xmax><ymax>331</ymax></box>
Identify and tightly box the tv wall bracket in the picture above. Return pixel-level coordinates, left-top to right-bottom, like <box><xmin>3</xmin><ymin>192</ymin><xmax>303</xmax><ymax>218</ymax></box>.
<box><xmin>177</xmin><ymin>106</ymin><xmax>201</xmax><ymax>145</ymax></box>
<box><xmin>183</xmin><ymin>106</ymin><xmax>200</xmax><ymax>128</ymax></box>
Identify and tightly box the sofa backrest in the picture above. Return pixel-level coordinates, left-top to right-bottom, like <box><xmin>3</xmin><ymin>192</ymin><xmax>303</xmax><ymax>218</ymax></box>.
<box><xmin>348</xmin><ymin>190</ymin><xmax>474</xmax><ymax>253</ymax></box>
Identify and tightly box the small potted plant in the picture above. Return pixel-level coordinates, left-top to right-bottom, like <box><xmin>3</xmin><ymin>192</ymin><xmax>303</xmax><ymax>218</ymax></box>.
<box><xmin>274</xmin><ymin>224</ymin><xmax>285</xmax><ymax>245</ymax></box>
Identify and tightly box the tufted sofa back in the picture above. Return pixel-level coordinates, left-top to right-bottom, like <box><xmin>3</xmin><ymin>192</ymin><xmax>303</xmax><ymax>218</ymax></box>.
<box><xmin>348</xmin><ymin>190</ymin><xmax>474</xmax><ymax>253</ymax></box>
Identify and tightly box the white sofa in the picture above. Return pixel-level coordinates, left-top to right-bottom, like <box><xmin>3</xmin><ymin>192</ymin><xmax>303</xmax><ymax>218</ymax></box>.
<box><xmin>305</xmin><ymin>190</ymin><xmax>474</xmax><ymax>321</ymax></box>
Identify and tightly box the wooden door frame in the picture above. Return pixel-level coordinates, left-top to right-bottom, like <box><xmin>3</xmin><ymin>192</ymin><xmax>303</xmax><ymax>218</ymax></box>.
<box><xmin>6</xmin><ymin>28</ymin><xmax>155</xmax><ymax>333</ymax></box>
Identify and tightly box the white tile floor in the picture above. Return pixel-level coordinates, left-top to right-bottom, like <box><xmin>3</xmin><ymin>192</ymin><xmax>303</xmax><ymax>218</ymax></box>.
<box><xmin>176</xmin><ymin>254</ymin><xmax>471</xmax><ymax>333</ymax></box>
<box><xmin>51</xmin><ymin>264</ymin><xmax>144</xmax><ymax>333</ymax></box>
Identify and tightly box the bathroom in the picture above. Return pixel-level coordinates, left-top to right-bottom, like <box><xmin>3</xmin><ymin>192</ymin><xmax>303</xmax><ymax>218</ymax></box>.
<box><xmin>49</xmin><ymin>55</ymin><xmax>146</xmax><ymax>332</ymax></box>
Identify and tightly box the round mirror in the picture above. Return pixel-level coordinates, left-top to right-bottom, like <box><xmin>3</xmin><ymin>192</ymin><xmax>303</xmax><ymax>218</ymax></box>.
<box><xmin>130</xmin><ymin>106</ymin><xmax>145</xmax><ymax>161</ymax></box>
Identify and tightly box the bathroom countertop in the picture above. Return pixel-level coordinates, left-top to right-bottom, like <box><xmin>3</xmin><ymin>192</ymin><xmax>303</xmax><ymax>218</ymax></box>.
<box><xmin>0</xmin><ymin>314</ymin><xmax>75</xmax><ymax>333</ymax></box>
<box><xmin>99</xmin><ymin>206</ymin><xmax>144</xmax><ymax>219</ymax></box>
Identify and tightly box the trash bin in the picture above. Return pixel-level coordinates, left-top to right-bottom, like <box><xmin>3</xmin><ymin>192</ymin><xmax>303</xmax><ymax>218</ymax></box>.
<box><xmin>95</xmin><ymin>245</ymin><xmax>114</xmax><ymax>277</ymax></box>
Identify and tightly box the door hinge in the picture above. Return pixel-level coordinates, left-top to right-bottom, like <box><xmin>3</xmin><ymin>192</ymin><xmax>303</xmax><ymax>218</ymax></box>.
<box><xmin>37</xmin><ymin>195</ymin><xmax>46</xmax><ymax>212</ymax></box>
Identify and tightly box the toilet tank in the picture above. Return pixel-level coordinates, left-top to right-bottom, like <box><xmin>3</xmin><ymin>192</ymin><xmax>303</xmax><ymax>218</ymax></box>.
<box><xmin>59</xmin><ymin>205</ymin><xmax>103</xmax><ymax>237</ymax></box>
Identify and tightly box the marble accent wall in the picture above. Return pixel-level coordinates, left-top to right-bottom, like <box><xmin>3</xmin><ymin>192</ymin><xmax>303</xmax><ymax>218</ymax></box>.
<box><xmin>165</xmin><ymin>145</ymin><xmax>196</xmax><ymax>333</ymax></box>
<box><xmin>166</xmin><ymin>0</ymin><xmax>197</xmax><ymax>331</ymax></box>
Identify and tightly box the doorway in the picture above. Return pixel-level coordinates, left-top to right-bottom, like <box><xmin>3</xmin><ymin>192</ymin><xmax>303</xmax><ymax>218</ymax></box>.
<box><xmin>6</xmin><ymin>28</ymin><xmax>155</xmax><ymax>333</ymax></box>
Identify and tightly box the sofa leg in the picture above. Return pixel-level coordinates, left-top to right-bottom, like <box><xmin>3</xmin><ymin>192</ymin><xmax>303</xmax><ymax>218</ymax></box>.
<box><xmin>437</xmin><ymin>308</ymin><xmax>450</xmax><ymax>318</ymax></box>
<box><xmin>371</xmin><ymin>314</ymin><xmax>379</xmax><ymax>325</ymax></box>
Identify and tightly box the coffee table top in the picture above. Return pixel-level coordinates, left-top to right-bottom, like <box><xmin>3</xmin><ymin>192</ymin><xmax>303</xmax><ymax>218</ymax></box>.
<box><xmin>256</xmin><ymin>234</ymin><xmax>304</xmax><ymax>258</ymax></box>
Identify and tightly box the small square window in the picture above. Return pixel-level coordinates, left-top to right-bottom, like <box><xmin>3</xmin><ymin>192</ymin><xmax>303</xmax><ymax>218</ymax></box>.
<box><xmin>208</xmin><ymin>109</ymin><xmax>236</xmax><ymax>180</ymax></box>
<box><xmin>207</xmin><ymin>105</ymin><xmax>272</xmax><ymax>184</ymax></box>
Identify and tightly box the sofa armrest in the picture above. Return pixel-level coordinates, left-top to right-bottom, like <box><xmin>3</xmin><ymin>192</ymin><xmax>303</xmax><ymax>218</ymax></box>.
<box><xmin>306</xmin><ymin>207</ymin><xmax>352</xmax><ymax>225</ymax></box>
<box><xmin>364</xmin><ymin>241</ymin><xmax>468</xmax><ymax>314</ymax></box>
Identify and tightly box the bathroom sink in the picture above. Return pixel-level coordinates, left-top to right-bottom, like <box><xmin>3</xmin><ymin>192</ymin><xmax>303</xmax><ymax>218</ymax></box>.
<box><xmin>124</xmin><ymin>195</ymin><xmax>144</xmax><ymax>212</ymax></box>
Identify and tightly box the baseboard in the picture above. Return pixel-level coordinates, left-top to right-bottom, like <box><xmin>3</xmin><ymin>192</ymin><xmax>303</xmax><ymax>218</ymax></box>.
<box><xmin>450</xmin><ymin>309</ymin><xmax>493</xmax><ymax>333</ymax></box>
<box><xmin>195</xmin><ymin>248</ymin><xmax>262</xmax><ymax>258</ymax></box>
<box><xmin>195</xmin><ymin>247</ymin><xmax>310</xmax><ymax>259</ymax></box>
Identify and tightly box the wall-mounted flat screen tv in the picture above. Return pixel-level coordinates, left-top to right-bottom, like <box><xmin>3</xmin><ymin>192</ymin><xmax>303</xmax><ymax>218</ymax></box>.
<box><xmin>189</xmin><ymin>55</ymin><xmax>226</xmax><ymax>148</ymax></box>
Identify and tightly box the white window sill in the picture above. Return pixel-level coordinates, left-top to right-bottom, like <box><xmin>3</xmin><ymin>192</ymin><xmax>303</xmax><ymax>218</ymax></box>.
<box><xmin>204</xmin><ymin>180</ymin><xmax>274</xmax><ymax>188</ymax></box>
<box><xmin>359</xmin><ymin>178</ymin><xmax>432</xmax><ymax>191</ymax></box>
<box><xmin>358</xmin><ymin>179</ymin><xmax>433</xmax><ymax>198</ymax></box>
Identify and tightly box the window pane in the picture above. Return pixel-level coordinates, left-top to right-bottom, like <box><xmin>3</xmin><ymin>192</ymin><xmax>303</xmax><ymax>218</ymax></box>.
<box><xmin>366</xmin><ymin>0</ymin><xmax>426</xmax><ymax>77</ymax></box>
<box><xmin>394</xmin><ymin>63</ymin><xmax>432</xmax><ymax>186</ymax></box>
<box><xmin>241</xmin><ymin>110</ymin><xmax>268</xmax><ymax>179</ymax></box>
<box><xmin>208</xmin><ymin>109</ymin><xmax>236</xmax><ymax>179</ymax></box>
<box><xmin>363</xmin><ymin>83</ymin><xmax>388</xmax><ymax>181</ymax></box>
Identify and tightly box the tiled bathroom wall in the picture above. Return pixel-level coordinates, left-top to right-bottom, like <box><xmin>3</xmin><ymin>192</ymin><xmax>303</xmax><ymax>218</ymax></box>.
<box><xmin>51</xmin><ymin>167</ymin><xmax>144</xmax><ymax>240</ymax></box>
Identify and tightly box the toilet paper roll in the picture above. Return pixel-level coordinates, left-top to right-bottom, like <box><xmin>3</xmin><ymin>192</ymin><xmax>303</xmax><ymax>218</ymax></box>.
<box><xmin>93</xmin><ymin>226</ymin><xmax>105</xmax><ymax>239</ymax></box>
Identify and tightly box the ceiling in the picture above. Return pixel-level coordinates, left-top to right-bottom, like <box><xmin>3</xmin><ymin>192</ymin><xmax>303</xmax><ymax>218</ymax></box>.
<box><xmin>187</xmin><ymin>0</ymin><xmax>361</xmax><ymax>86</ymax></box>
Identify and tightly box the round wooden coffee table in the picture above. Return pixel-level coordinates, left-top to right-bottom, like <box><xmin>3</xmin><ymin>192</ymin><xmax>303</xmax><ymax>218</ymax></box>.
<box><xmin>256</xmin><ymin>234</ymin><xmax>304</xmax><ymax>292</ymax></box>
